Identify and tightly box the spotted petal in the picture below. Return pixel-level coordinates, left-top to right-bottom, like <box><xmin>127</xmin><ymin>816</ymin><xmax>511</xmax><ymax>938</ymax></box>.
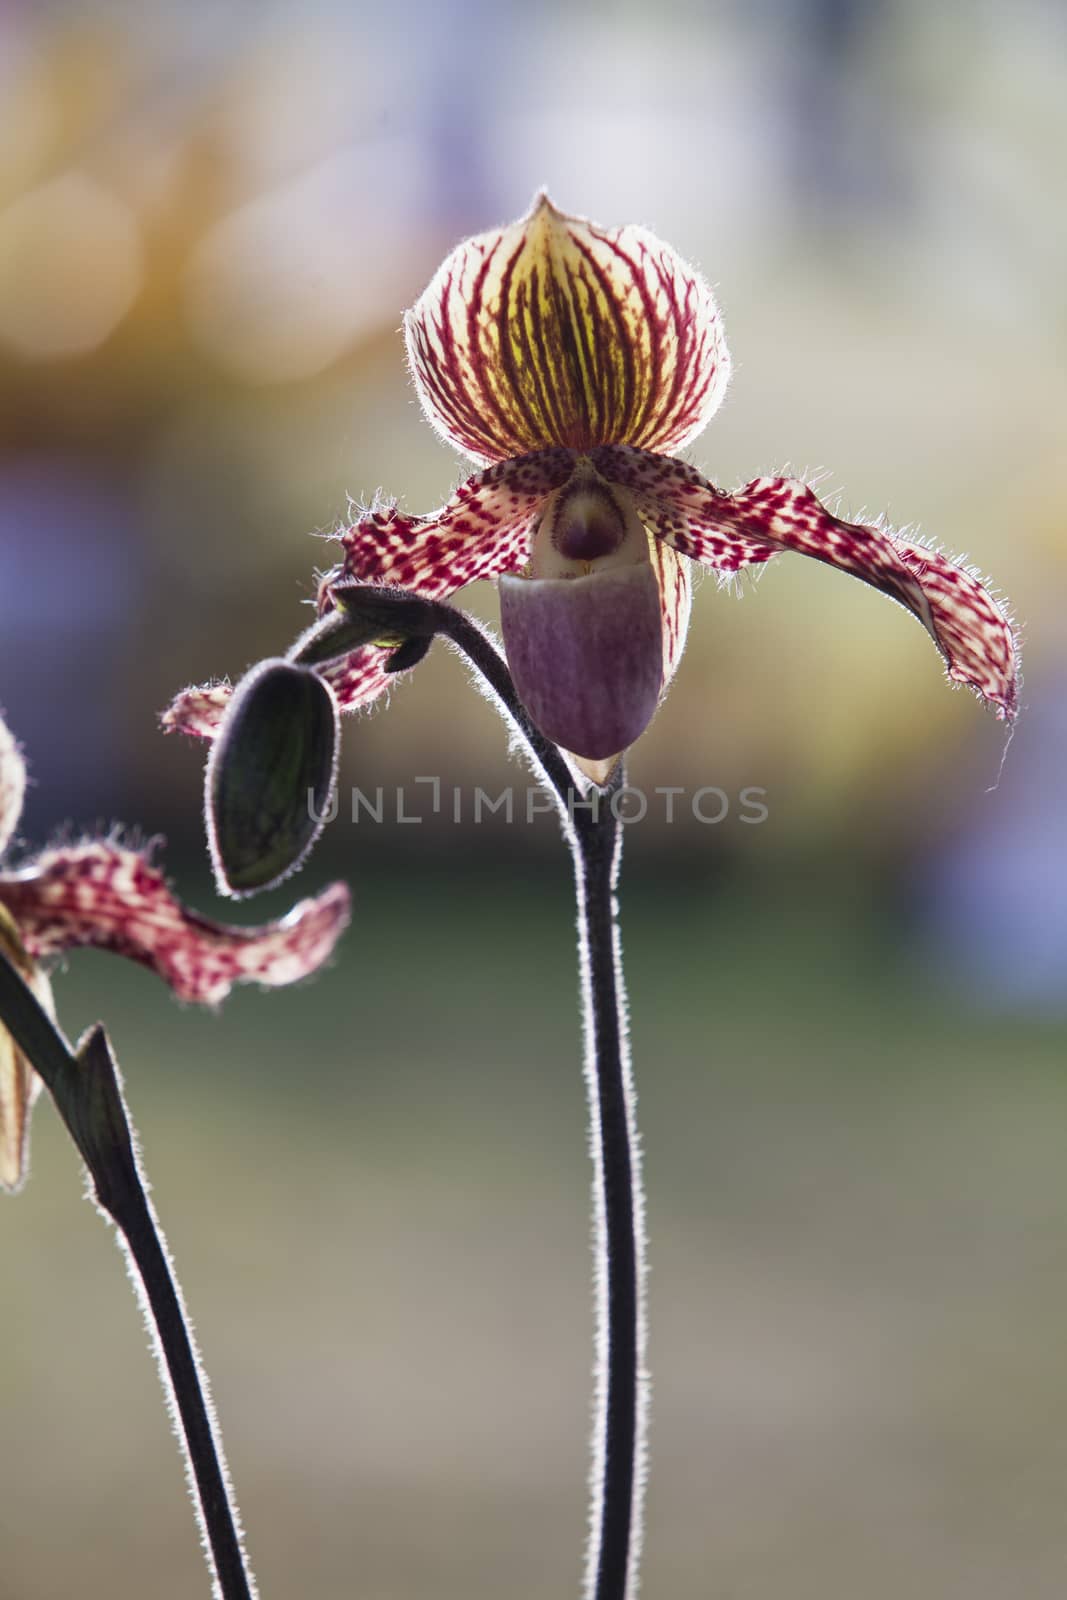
<box><xmin>162</xmin><ymin>454</ymin><xmax>573</xmax><ymax>742</ymax></box>
<box><xmin>406</xmin><ymin>193</ymin><xmax>730</xmax><ymax>466</ymax></box>
<box><xmin>163</xmin><ymin>650</ymin><xmax>398</xmax><ymax>741</ymax></box>
<box><xmin>161</xmin><ymin>681</ymin><xmax>234</xmax><ymax>740</ymax></box>
<box><xmin>0</xmin><ymin>843</ymin><xmax>351</xmax><ymax>1004</ymax></box>
<box><xmin>591</xmin><ymin>446</ymin><xmax>778</xmax><ymax>573</ymax></box>
<box><xmin>0</xmin><ymin>713</ymin><xmax>26</xmax><ymax>858</ymax></box>
<box><xmin>596</xmin><ymin>447</ymin><xmax>1018</xmax><ymax>718</ymax></box>
<box><xmin>337</xmin><ymin>449</ymin><xmax>574</xmax><ymax>592</ymax></box>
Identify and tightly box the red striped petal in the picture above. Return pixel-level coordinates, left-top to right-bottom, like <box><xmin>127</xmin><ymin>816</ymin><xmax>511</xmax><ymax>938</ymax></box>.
<box><xmin>406</xmin><ymin>193</ymin><xmax>730</xmax><ymax>465</ymax></box>
<box><xmin>597</xmin><ymin>447</ymin><xmax>1018</xmax><ymax>719</ymax></box>
<box><xmin>0</xmin><ymin>713</ymin><xmax>26</xmax><ymax>857</ymax></box>
<box><xmin>0</xmin><ymin>844</ymin><xmax>351</xmax><ymax>1004</ymax></box>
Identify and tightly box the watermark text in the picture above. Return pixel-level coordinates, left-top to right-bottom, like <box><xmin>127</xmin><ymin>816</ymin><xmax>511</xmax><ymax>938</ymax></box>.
<box><xmin>309</xmin><ymin>780</ymin><xmax>769</xmax><ymax>827</ymax></box>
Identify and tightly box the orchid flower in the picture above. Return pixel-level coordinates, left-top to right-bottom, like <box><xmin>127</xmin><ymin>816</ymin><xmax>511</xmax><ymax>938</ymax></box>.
<box><xmin>151</xmin><ymin>197</ymin><xmax>1023</xmax><ymax>1600</ymax></box>
<box><xmin>165</xmin><ymin>193</ymin><xmax>1018</xmax><ymax>774</ymax></box>
<box><xmin>0</xmin><ymin>710</ymin><xmax>350</xmax><ymax>1190</ymax></box>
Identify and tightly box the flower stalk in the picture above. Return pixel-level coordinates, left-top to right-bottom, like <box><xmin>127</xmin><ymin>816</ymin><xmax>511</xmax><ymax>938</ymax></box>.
<box><xmin>312</xmin><ymin>590</ymin><xmax>646</xmax><ymax>1596</ymax></box>
<box><xmin>454</xmin><ymin>628</ymin><xmax>645</xmax><ymax>1599</ymax></box>
<box><xmin>0</xmin><ymin>948</ymin><xmax>258</xmax><ymax>1600</ymax></box>
<box><xmin>442</xmin><ymin>618</ymin><xmax>645</xmax><ymax>1599</ymax></box>
<box><xmin>573</xmin><ymin>773</ymin><xmax>645</xmax><ymax>1600</ymax></box>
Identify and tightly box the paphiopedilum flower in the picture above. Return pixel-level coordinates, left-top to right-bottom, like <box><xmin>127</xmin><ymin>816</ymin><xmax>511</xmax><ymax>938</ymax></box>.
<box><xmin>0</xmin><ymin>711</ymin><xmax>350</xmax><ymax>1190</ymax></box>
<box><xmin>165</xmin><ymin>194</ymin><xmax>1018</xmax><ymax>767</ymax></box>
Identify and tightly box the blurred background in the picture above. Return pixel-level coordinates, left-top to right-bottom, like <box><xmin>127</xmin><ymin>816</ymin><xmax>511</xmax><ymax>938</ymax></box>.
<box><xmin>1</xmin><ymin>0</ymin><xmax>1066</xmax><ymax>1595</ymax></box>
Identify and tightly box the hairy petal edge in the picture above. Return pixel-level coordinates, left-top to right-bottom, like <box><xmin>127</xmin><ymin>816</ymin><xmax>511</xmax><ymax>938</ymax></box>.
<box><xmin>594</xmin><ymin>447</ymin><xmax>1018</xmax><ymax>718</ymax></box>
<box><xmin>0</xmin><ymin>843</ymin><xmax>351</xmax><ymax>1005</ymax></box>
<box><xmin>406</xmin><ymin>193</ymin><xmax>730</xmax><ymax>464</ymax></box>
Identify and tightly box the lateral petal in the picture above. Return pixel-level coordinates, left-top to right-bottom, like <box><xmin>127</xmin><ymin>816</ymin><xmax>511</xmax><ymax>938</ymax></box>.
<box><xmin>592</xmin><ymin>446</ymin><xmax>779</xmax><ymax>573</ymax></box>
<box><xmin>161</xmin><ymin>681</ymin><xmax>234</xmax><ymax>740</ymax></box>
<box><xmin>162</xmin><ymin>452</ymin><xmax>575</xmax><ymax>743</ymax></box>
<box><xmin>0</xmin><ymin>843</ymin><xmax>351</xmax><ymax>1005</ymax></box>
<box><xmin>406</xmin><ymin>193</ymin><xmax>730</xmax><ymax>465</ymax></box>
<box><xmin>336</xmin><ymin>449</ymin><xmax>575</xmax><ymax>593</ymax></box>
<box><xmin>162</xmin><ymin>649</ymin><xmax>399</xmax><ymax>741</ymax></box>
<box><xmin>600</xmin><ymin>450</ymin><xmax>1019</xmax><ymax>719</ymax></box>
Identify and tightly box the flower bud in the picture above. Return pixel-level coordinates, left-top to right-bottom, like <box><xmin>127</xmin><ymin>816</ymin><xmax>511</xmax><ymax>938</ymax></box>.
<box><xmin>206</xmin><ymin>659</ymin><xmax>339</xmax><ymax>897</ymax></box>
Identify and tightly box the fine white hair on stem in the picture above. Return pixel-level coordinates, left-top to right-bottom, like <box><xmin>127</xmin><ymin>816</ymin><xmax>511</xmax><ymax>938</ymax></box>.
<box><xmin>394</xmin><ymin>598</ymin><xmax>648</xmax><ymax>1597</ymax></box>
<box><xmin>439</xmin><ymin>622</ymin><xmax>581</xmax><ymax>841</ymax></box>
<box><xmin>76</xmin><ymin>1027</ymin><xmax>259</xmax><ymax>1600</ymax></box>
<box><xmin>103</xmin><ymin>1196</ymin><xmax>259</xmax><ymax>1600</ymax></box>
<box><xmin>575</xmin><ymin>809</ymin><xmax>649</xmax><ymax>1600</ymax></box>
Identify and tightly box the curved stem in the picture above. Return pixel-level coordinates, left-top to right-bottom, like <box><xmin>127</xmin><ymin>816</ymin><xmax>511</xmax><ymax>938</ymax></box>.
<box><xmin>0</xmin><ymin>952</ymin><xmax>257</xmax><ymax>1600</ymax></box>
<box><xmin>433</xmin><ymin>605</ymin><xmax>579</xmax><ymax>812</ymax></box>
<box><xmin>574</xmin><ymin>788</ymin><xmax>645</xmax><ymax>1600</ymax></box>
<box><xmin>294</xmin><ymin>588</ymin><xmax>578</xmax><ymax>815</ymax></box>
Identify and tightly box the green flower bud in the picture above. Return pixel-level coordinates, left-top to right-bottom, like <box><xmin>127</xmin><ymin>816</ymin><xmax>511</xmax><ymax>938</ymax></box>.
<box><xmin>206</xmin><ymin>659</ymin><xmax>339</xmax><ymax>898</ymax></box>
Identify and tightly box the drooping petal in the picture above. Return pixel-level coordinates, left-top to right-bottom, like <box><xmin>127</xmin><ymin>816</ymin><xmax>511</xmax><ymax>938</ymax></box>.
<box><xmin>161</xmin><ymin>681</ymin><xmax>234</xmax><ymax>740</ymax></box>
<box><xmin>317</xmin><ymin>647</ymin><xmax>396</xmax><ymax>712</ymax></box>
<box><xmin>162</xmin><ymin>649</ymin><xmax>400</xmax><ymax>742</ymax></box>
<box><xmin>0</xmin><ymin>712</ymin><xmax>27</xmax><ymax>858</ymax></box>
<box><xmin>337</xmin><ymin>449</ymin><xmax>575</xmax><ymax>593</ymax></box>
<box><xmin>597</xmin><ymin>447</ymin><xmax>1019</xmax><ymax>718</ymax></box>
<box><xmin>0</xmin><ymin>843</ymin><xmax>351</xmax><ymax>1005</ymax></box>
<box><xmin>162</xmin><ymin>451</ymin><xmax>579</xmax><ymax>745</ymax></box>
<box><xmin>406</xmin><ymin>193</ymin><xmax>730</xmax><ymax>466</ymax></box>
<box><xmin>162</xmin><ymin>451</ymin><xmax>579</xmax><ymax>744</ymax></box>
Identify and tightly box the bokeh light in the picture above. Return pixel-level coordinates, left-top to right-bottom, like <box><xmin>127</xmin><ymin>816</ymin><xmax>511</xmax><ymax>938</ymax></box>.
<box><xmin>0</xmin><ymin>173</ymin><xmax>141</xmax><ymax>359</ymax></box>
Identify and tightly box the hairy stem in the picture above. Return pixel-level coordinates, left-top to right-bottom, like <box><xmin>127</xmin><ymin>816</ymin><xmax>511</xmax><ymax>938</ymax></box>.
<box><xmin>0</xmin><ymin>952</ymin><xmax>257</xmax><ymax>1600</ymax></box>
<box><xmin>432</xmin><ymin>614</ymin><xmax>646</xmax><ymax>1599</ymax></box>
<box><xmin>308</xmin><ymin>596</ymin><xmax>648</xmax><ymax>1595</ymax></box>
<box><xmin>574</xmin><ymin>789</ymin><xmax>645</xmax><ymax>1600</ymax></box>
<box><xmin>433</xmin><ymin>605</ymin><xmax>579</xmax><ymax>806</ymax></box>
